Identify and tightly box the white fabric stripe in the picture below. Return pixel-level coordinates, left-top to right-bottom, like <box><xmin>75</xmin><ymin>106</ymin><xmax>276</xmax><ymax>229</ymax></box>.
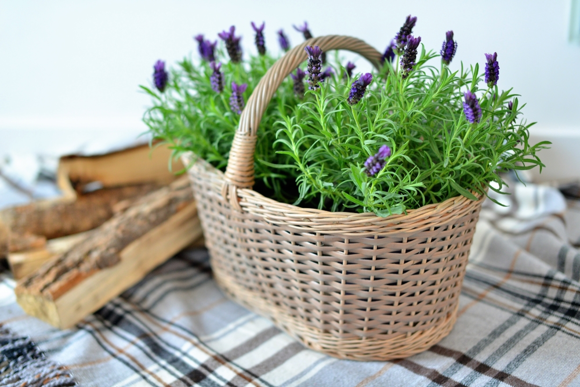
<box><xmin>232</xmin><ymin>333</ymin><xmax>295</xmax><ymax>370</ymax></box>
<box><xmin>203</xmin><ymin>316</ymin><xmax>274</xmax><ymax>354</ymax></box>
<box><xmin>0</xmin><ymin>279</ymin><xmax>15</xmax><ymax>307</ymax></box>
<box><xmin>261</xmin><ymin>348</ymin><xmax>332</xmax><ymax>386</ymax></box>
<box><xmin>200</xmin><ymin>313</ymin><xmax>258</xmax><ymax>343</ymax></box>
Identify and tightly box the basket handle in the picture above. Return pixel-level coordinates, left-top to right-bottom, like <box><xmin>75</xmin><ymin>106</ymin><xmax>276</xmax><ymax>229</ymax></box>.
<box><xmin>222</xmin><ymin>35</ymin><xmax>382</xmax><ymax>208</ymax></box>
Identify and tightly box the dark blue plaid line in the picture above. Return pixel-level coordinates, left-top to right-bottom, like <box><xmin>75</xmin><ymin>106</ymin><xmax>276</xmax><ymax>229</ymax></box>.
<box><xmin>113</xmin><ymin>300</ymin><xmax>276</xmax><ymax>387</ymax></box>
<box><xmin>482</xmin><ymin>278</ymin><xmax>580</xmax><ymax>387</ymax></box>
<box><xmin>427</xmin><ymin>271</ymin><xmax>555</xmax><ymax>387</ymax></box>
<box><xmin>465</xmin><ymin>271</ymin><xmax>580</xmax><ymax>323</ymax></box>
<box><xmin>124</xmin><ymin>267</ymin><xmax>213</xmax><ymax>307</ymax></box>
<box><xmin>459</xmin><ymin>271</ymin><xmax>560</xmax><ymax>386</ymax></box>
<box><xmin>461</xmin><ymin>286</ymin><xmax>580</xmax><ymax>341</ymax></box>
<box><xmin>122</xmin><ymin>253</ymin><xmax>212</xmax><ymax>302</ymax></box>
<box><xmin>470</xmin><ymin>261</ymin><xmax>580</xmax><ymax>290</ymax></box>
<box><xmin>103</xmin><ymin>284</ymin><xmax>274</xmax><ymax>387</ymax></box>
<box><xmin>558</xmin><ymin>245</ymin><xmax>569</xmax><ymax>274</ymax></box>
<box><xmin>90</xmin><ymin>307</ymin><xmax>195</xmax><ymax>385</ymax></box>
<box><xmin>573</xmin><ymin>252</ymin><xmax>580</xmax><ymax>282</ymax></box>
<box><xmin>78</xmin><ymin>323</ymin><xmax>158</xmax><ymax>387</ymax></box>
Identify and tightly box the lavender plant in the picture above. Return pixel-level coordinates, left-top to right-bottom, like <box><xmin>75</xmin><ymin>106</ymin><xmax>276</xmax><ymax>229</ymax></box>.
<box><xmin>142</xmin><ymin>19</ymin><xmax>548</xmax><ymax>216</ymax></box>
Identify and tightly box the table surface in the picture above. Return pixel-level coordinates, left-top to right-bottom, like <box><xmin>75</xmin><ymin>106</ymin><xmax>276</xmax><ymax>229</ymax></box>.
<box><xmin>2</xmin><ymin>179</ymin><xmax>580</xmax><ymax>387</ymax></box>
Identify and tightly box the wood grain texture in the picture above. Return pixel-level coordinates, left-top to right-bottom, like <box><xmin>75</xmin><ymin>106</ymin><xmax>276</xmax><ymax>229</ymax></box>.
<box><xmin>15</xmin><ymin>177</ymin><xmax>203</xmax><ymax>328</ymax></box>
<box><xmin>57</xmin><ymin>142</ymin><xmax>181</xmax><ymax>198</ymax></box>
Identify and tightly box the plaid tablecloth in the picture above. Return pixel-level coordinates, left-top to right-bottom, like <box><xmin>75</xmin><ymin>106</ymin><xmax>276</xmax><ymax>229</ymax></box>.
<box><xmin>2</xmin><ymin>179</ymin><xmax>580</xmax><ymax>386</ymax></box>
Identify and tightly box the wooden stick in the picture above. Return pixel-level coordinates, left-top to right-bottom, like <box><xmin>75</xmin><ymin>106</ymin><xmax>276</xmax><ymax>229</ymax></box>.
<box><xmin>15</xmin><ymin>177</ymin><xmax>203</xmax><ymax>328</ymax></box>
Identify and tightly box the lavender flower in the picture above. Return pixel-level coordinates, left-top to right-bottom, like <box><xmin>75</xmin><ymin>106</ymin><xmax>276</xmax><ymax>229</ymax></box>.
<box><xmin>348</xmin><ymin>73</ymin><xmax>372</xmax><ymax>105</ymax></box>
<box><xmin>343</xmin><ymin>62</ymin><xmax>356</xmax><ymax>79</ymax></box>
<box><xmin>210</xmin><ymin>62</ymin><xmax>224</xmax><ymax>93</ymax></box>
<box><xmin>440</xmin><ymin>31</ymin><xmax>457</xmax><ymax>65</ymax></box>
<box><xmin>381</xmin><ymin>41</ymin><xmax>396</xmax><ymax>64</ymax></box>
<box><xmin>153</xmin><ymin>60</ymin><xmax>168</xmax><ymax>92</ymax></box>
<box><xmin>277</xmin><ymin>29</ymin><xmax>290</xmax><ymax>51</ymax></box>
<box><xmin>400</xmin><ymin>36</ymin><xmax>421</xmax><ymax>78</ymax></box>
<box><xmin>320</xmin><ymin>67</ymin><xmax>334</xmax><ymax>82</ymax></box>
<box><xmin>293</xmin><ymin>21</ymin><xmax>313</xmax><ymax>40</ymax></box>
<box><xmin>395</xmin><ymin>15</ymin><xmax>417</xmax><ymax>54</ymax></box>
<box><xmin>230</xmin><ymin>82</ymin><xmax>247</xmax><ymax>114</ymax></box>
<box><xmin>507</xmin><ymin>100</ymin><xmax>513</xmax><ymax>111</ymax></box>
<box><xmin>364</xmin><ymin>145</ymin><xmax>391</xmax><ymax>176</ymax></box>
<box><xmin>485</xmin><ymin>52</ymin><xmax>499</xmax><ymax>87</ymax></box>
<box><xmin>194</xmin><ymin>35</ymin><xmax>217</xmax><ymax>61</ymax></box>
<box><xmin>251</xmin><ymin>21</ymin><xmax>266</xmax><ymax>55</ymax></box>
<box><xmin>305</xmin><ymin>45</ymin><xmax>323</xmax><ymax>90</ymax></box>
<box><xmin>295</xmin><ymin>22</ymin><xmax>325</xmax><ymax>63</ymax></box>
<box><xmin>218</xmin><ymin>26</ymin><xmax>242</xmax><ymax>63</ymax></box>
<box><xmin>463</xmin><ymin>91</ymin><xmax>482</xmax><ymax>123</ymax></box>
<box><xmin>290</xmin><ymin>68</ymin><xmax>306</xmax><ymax>98</ymax></box>
<box><xmin>194</xmin><ymin>35</ymin><xmax>205</xmax><ymax>57</ymax></box>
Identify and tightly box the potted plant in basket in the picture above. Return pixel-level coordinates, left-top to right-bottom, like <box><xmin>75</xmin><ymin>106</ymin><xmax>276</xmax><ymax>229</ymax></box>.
<box><xmin>141</xmin><ymin>16</ymin><xmax>548</xmax><ymax>361</ymax></box>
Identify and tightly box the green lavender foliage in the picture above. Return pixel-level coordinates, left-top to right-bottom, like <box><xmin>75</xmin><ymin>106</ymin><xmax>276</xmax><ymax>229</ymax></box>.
<box><xmin>142</xmin><ymin>42</ymin><xmax>549</xmax><ymax>217</ymax></box>
<box><xmin>141</xmin><ymin>50</ymin><xmax>303</xmax><ymax>202</ymax></box>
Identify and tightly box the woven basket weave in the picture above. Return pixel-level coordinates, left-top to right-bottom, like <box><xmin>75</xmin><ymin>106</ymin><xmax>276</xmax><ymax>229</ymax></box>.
<box><xmin>184</xmin><ymin>35</ymin><xmax>485</xmax><ymax>361</ymax></box>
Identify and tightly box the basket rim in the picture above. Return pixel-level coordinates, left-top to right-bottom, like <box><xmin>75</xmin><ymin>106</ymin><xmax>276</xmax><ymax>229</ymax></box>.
<box><xmin>183</xmin><ymin>152</ymin><xmax>486</xmax><ymax>228</ymax></box>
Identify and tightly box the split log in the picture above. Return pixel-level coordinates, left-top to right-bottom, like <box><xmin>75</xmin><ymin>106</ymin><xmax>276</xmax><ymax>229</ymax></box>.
<box><xmin>57</xmin><ymin>142</ymin><xmax>181</xmax><ymax>198</ymax></box>
<box><xmin>0</xmin><ymin>183</ymin><xmax>159</xmax><ymax>243</ymax></box>
<box><xmin>7</xmin><ymin>232</ymin><xmax>90</xmax><ymax>280</ymax></box>
<box><xmin>15</xmin><ymin>177</ymin><xmax>203</xmax><ymax>329</ymax></box>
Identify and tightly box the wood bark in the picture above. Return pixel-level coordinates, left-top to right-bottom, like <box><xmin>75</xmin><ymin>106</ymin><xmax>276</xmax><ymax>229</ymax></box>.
<box><xmin>0</xmin><ymin>183</ymin><xmax>159</xmax><ymax>243</ymax></box>
<box><xmin>15</xmin><ymin>176</ymin><xmax>202</xmax><ymax>328</ymax></box>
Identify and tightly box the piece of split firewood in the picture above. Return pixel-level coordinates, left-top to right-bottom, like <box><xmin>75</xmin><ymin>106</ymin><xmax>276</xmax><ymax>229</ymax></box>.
<box><xmin>7</xmin><ymin>232</ymin><xmax>90</xmax><ymax>280</ymax></box>
<box><xmin>15</xmin><ymin>177</ymin><xmax>203</xmax><ymax>329</ymax></box>
<box><xmin>0</xmin><ymin>183</ymin><xmax>160</xmax><ymax>248</ymax></box>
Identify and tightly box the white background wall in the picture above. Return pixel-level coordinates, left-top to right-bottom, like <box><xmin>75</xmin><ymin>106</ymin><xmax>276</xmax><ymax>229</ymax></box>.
<box><xmin>0</xmin><ymin>0</ymin><xmax>579</xmax><ymax>191</ymax></box>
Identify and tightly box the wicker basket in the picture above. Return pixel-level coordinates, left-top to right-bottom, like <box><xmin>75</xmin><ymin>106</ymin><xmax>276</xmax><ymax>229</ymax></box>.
<box><xmin>184</xmin><ymin>35</ymin><xmax>485</xmax><ymax>361</ymax></box>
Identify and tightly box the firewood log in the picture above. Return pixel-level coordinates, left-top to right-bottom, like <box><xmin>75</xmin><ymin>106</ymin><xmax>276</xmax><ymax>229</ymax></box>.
<box><xmin>15</xmin><ymin>177</ymin><xmax>203</xmax><ymax>328</ymax></box>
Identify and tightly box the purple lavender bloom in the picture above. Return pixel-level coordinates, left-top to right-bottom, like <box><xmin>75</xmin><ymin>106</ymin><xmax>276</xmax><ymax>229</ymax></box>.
<box><xmin>440</xmin><ymin>31</ymin><xmax>457</xmax><ymax>65</ymax></box>
<box><xmin>343</xmin><ymin>62</ymin><xmax>356</xmax><ymax>79</ymax></box>
<box><xmin>194</xmin><ymin>35</ymin><xmax>217</xmax><ymax>62</ymax></box>
<box><xmin>293</xmin><ymin>21</ymin><xmax>313</xmax><ymax>40</ymax></box>
<box><xmin>153</xmin><ymin>60</ymin><xmax>168</xmax><ymax>92</ymax></box>
<box><xmin>218</xmin><ymin>26</ymin><xmax>242</xmax><ymax>63</ymax></box>
<box><xmin>395</xmin><ymin>15</ymin><xmax>417</xmax><ymax>54</ymax></box>
<box><xmin>194</xmin><ymin>35</ymin><xmax>205</xmax><ymax>58</ymax></box>
<box><xmin>305</xmin><ymin>45</ymin><xmax>323</xmax><ymax>90</ymax></box>
<box><xmin>277</xmin><ymin>29</ymin><xmax>290</xmax><ymax>51</ymax></box>
<box><xmin>381</xmin><ymin>41</ymin><xmax>396</xmax><ymax>64</ymax></box>
<box><xmin>320</xmin><ymin>67</ymin><xmax>334</xmax><ymax>82</ymax></box>
<box><xmin>463</xmin><ymin>91</ymin><xmax>482</xmax><ymax>123</ymax></box>
<box><xmin>348</xmin><ymin>73</ymin><xmax>372</xmax><ymax>105</ymax></box>
<box><xmin>400</xmin><ymin>36</ymin><xmax>421</xmax><ymax>78</ymax></box>
<box><xmin>210</xmin><ymin>62</ymin><xmax>224</xmax><ymax>93</ymax></box>
<box><xmin>251</xmin><ymin>21</ymin><xmax>266</xmax><ymax>55</ymax></box>
<box><xmin>230</xmin><ymin>82</ymin><xmax>248</xmax><ymax>114</ymax></box>
<box><xmin>294</xmin><ymin>22</ymin><xmax>325</xmax><ymax>63</ymax></box>
<box><xmin>507</xmin><ymin>100</ymin><xmax>513</xmax><ymax>111</ymax></box>
<box><xmin>364</xmin><ymin>145</ymin><xmax>391</xmax><ymax>176</ymax></box>
<box><xmin>203</xmin><ymin>40</ymin><xmax>217</xmax><ymax>62</ymax></box>
<box><xmin>485</xmin><ymin>52</ymin><xmax>499</xmax><ymax>87</ymax></box>
<box><xmin>290</xmin><ymin>68</ymin><xmax>306</xmax><ymax>98</ymax></box>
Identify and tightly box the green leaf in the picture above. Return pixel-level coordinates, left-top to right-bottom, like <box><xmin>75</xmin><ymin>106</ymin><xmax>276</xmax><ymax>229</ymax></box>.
<box><xmin>449</xmin><ymin>179</ymin><xmax>478</xmax><ymax>201</ymax></box>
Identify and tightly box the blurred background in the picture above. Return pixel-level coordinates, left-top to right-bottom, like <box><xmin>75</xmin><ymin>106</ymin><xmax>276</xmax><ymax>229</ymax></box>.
<box><xmin>1</xmin><ymin>0</ymin><xmax>579</xmax><ymax>206</ymax></box>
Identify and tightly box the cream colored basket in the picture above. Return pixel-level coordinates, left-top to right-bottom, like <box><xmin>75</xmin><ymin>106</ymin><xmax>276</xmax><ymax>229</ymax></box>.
<box><xmin>184</xmin><ymin>35</ymin><xmax>484</xmax><ymax>361</ymax></box>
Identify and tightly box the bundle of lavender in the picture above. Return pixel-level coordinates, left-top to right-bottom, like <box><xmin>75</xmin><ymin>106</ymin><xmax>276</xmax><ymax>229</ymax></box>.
<box><xmin>142</xmin><ymin>16</ymin><xmax>548</xmax><ymax>216</ymax></box>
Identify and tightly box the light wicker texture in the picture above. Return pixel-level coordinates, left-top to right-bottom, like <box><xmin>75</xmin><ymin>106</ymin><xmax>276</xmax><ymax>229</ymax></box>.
<box><xmin>185</xmin><ymin>35</ymin><xmax>485</xmax><ymax>361</ymax></box>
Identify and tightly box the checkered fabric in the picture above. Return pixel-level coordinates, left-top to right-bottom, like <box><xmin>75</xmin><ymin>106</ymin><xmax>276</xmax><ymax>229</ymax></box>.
<box><xmin>1</xmin><ymin>179</ymin><xmax>580</xmax><ymax>386</ymax></box>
